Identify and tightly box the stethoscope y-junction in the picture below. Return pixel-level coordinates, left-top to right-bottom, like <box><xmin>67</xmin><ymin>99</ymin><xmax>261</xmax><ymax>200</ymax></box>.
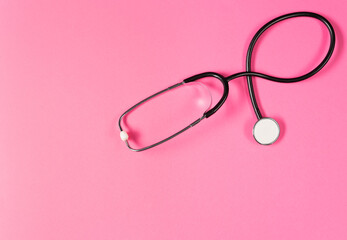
<box><xmin>119</xmin><ymin>11</ymin><xmax>336</xmax><ymax>152</ymax></box>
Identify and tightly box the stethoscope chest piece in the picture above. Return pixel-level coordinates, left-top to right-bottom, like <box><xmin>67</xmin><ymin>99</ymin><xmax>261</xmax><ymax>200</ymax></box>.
<box><xmin>253</xmin><ymin>118</ymin><xmax>280</xmax><ymax>145</ymax></box>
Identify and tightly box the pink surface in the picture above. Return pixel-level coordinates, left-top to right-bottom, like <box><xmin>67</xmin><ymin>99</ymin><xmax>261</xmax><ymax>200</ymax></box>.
<box><xmin>1</xmin><ymin>0</ymin><xmax>346</xmax><ymax>239</ymax></box>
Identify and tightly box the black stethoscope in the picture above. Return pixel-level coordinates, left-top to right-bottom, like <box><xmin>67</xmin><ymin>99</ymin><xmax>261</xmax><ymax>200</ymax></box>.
<box><xmin>119</xmin><ymin>11</ymin><xmax>336</xmax><ymax>152</ymax></box>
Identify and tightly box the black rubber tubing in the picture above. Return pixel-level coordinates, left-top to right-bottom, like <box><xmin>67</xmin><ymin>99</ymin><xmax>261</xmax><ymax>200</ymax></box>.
<box><xmin>184</xmin><ymin>12</ymin><xmax>335</xmax><ymax>119</ymax></box>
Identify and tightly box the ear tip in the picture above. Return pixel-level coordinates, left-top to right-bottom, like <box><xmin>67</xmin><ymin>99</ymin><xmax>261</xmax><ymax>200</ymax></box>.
<box><xmin>120</xmin><ymin>131</ymin><xmax>129</xmax><ymax>141</ymax></box>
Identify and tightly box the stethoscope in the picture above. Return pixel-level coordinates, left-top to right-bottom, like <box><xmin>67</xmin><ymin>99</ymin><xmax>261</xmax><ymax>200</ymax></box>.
<box><xmin>119</xmin><ymin>11</ymin><xmax>336</xmax><ymax>152</ymax></box>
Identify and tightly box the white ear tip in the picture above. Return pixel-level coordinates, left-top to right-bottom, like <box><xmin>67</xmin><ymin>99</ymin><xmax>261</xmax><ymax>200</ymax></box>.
<box><xmin>120</xmin><ymin>131</ymin><xmax>129</xmax><ymax>141</ymax></box>
<box><xmin>253</xmin><ymin>118</ymin><xmax>280</xmax><ymax>145</ymax></box>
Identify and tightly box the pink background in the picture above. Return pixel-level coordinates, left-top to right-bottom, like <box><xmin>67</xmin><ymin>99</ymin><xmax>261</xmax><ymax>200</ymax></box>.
<box><xmin>1</xmin><ymin>0</ymin><xmax>346</xmax><ymax>239</ymax></box>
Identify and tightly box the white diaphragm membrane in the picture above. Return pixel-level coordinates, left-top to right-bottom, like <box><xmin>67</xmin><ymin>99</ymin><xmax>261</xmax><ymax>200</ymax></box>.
<box><xmin>253</xmin><ymin>118</ymin><xmax>280</xmax><ymax>145</ymax></box>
